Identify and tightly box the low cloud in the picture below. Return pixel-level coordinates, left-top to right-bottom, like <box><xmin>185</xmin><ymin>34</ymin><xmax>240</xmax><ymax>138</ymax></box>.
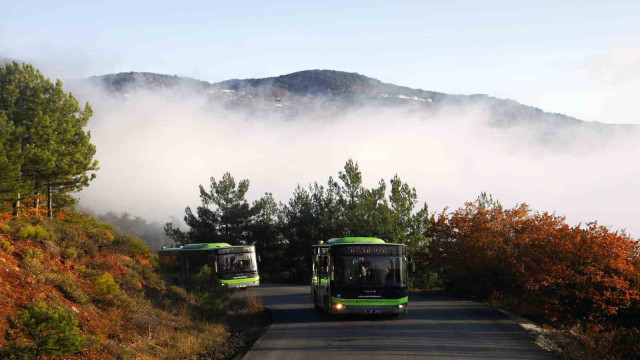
<box><xmin>70</xmin><ymin>82</ymin><xmax>640</xmax><ymax>237</ymax></box>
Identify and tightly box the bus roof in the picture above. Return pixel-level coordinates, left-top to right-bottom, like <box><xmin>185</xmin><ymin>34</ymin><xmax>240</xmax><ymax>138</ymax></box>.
<box><xmin>159</xmin><ymin>243</ymin><xmax>253</xmax><ymax>253</ymax></box>
<box><xmin>183</xmin><ymin>243</ymin><xmax>231</xmax><ymax>249</ymax></box>
<box><xmin>326</xmin><ymin>237</ymin><xmax>386</xmax><ymax>244</ymax></box>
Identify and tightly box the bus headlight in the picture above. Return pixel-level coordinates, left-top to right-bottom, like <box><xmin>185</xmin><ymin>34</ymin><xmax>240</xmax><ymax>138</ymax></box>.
<box><xmin>398</xmin><ymin>304</ymin><xmax>405</xmax><ymax>309</ymax></box>
<box><xmin>335</xmin><ymin>303</ymin><xmax>344</xmax><ymax>310</ymax></box>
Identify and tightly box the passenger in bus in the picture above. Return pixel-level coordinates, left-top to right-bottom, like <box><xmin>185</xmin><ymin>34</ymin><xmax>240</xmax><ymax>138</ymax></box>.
<box><xmin>357</xmin><ymin>258</ymin><xmax>368</xmax><ymax>284</ymax></box>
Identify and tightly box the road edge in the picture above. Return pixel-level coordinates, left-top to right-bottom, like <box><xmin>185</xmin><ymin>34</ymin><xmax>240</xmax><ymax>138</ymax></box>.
<box><xmin>233</xmin><ymin>306</ymin><xmax>275</xmax><ymax>360</ymax></box>
<box><xmin>496</xmin><ymin>309</ymin><xmax>559</xmax><ymax>354</ymax></box>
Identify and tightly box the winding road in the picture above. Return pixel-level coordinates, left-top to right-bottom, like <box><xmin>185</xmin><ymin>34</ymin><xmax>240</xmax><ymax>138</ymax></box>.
<box><xmin>240</xmin><ymin>284</ymin><xmax>555</xmax><ymax>359</ymax></box>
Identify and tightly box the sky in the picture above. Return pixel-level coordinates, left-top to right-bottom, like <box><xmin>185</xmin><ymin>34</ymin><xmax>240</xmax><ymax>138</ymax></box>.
<box><xmin>2</xmin><ymin>1</ymin><xmax>640</xmax><ymax>237</ymax></box>
<box><xmin>2</xmin><ymin>0</ymin><xmax>640</xmax><ymax>124</ymax></box>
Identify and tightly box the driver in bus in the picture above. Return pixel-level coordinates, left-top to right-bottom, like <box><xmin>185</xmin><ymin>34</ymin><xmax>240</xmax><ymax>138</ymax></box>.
<box><xmin>235</xmin><ymin>260</ymin><xmax>245</xmax><ymax>271</ymax></box>
<box><xmin>384</xmin><ymin>267</ymin><xmax>394</xmax><ymax>285</ymax></box>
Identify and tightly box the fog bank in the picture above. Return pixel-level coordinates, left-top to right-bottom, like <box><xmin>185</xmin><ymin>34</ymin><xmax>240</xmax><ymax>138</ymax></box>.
<box><xmin>71</xmin><ymin>83</ymin><xmax>640</xmax><ymax>237</ymax></box>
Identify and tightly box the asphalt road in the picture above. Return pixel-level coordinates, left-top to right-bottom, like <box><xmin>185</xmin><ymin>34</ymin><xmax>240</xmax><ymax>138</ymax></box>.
<box><xmin>240</xmin><ymin>284</ymin><xmax>555</xmax><ymax>360</ymax></box>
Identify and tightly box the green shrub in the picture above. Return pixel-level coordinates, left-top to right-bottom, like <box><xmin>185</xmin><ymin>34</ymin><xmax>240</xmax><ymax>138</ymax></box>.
<box><xmin>118</xmin><ymin>271</ymin><xmax>142</xmax><ymax>296</ymax></box>
<box><xmin>16</xmin><ymin>225</ymin><xmax>51</xmax><ymax>241</ymax></box>
<box><xmin>124</xmin><ymin>256</ymin><xmax>163</xmax><ymax>289</ymax></box>
<box><xmin>60</xmin><ymin>246</ymin><xmax>78</xmax><ymax>260</ymax></box>
<box><xmin>1</xmin><ymin>224</ymin><xmax>10</xmax><ymax>233</ymax></box>
<box><xmin>93</xmin><ymin>272</ymin><xmax>120</xmax><ymax>305</ymax></box>
<box><xmin>125</xmin><ymin>235</ymin><xmax>150</xmax><ymax>257</ymax></box>
<box><xmin>1</xmin><ymin>237</ymin><xmax>14</xmax><ymax>253</ymax></box>
<box><xmin>165</xmin><ymin>285</ymin><xmax>190</xmax><ymax>303</ymax></box>
<box><xmin>44</xmin><ymin>273</ymin><xmax>88</xmax><ymax>303</ymax></box>
<box><xmin>195</xmin><ymin>265</ymin><xmax>231</xmax><ymax>319</ymax></box>
<box><xmin>50</xmin><ymin>224</ymin><xmax>81</xmax><ymax>247</ymax></box>
<box><xmin>87</xmin><ymin>227</ymin><xmax>115</xmax><ymax>247</ymax></box>
<box><xmin>85</xmin><ymin>258</ymin><xmax>113</xmax><ymax>272</ymax></box>
<box><xmin>20</xmin><ymin>247</ymin><xmax>45</xmax><ymax>276</ymax></box>
<box><xmin>4</xmin><ymin>302</ymin><xmax>84</xmax><ymax>359</ymax></box>
<box><xmin>76</xmin><ymin>264</ymin><xmax>103</xmax><ymax>279</ymax></box>
<box><xmin>76</xmin><ymin>237</ymin><xmax>98</xmax><ymax>258</ymax></box>
<box><xmin>0</xmin><ymin>342</ymin><xmax>37</xmax><ymax>360</ymax></box>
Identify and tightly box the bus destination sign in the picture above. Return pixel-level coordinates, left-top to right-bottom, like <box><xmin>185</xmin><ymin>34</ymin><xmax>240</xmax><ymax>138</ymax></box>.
<box><xmin>336</xmin><ymin>245</ymin><xmax>403</xmax><ymax>255</ymax></box>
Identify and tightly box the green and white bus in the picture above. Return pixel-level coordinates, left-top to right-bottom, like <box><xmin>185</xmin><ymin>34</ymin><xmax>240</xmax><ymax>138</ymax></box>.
<box><xmin>158</xmin><ymin>243</ymin><xmax>260</xmax><ymax>288</ymax></box>
<box><xmin>311</xmin><ymin>237</ymin><xmax>413</xmax><ymax>315</ymax></box>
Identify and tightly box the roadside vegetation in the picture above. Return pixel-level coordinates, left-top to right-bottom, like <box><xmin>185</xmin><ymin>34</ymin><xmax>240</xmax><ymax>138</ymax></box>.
<box><xmin>167</xmin><ymin>161</ymin><xmax>639</xmax><ymax>359</ymax></box>
<box><xmin>428</xmin><ymin>196</ymin><xmax>640</xmax><ymax>359</ymax></box>
<box><xmin>0</xmin><ymin>209</ymin><xmax>266</xmax><ymax>359</ymax></box>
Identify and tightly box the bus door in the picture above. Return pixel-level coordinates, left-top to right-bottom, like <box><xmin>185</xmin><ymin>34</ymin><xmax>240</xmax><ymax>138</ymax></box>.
<box><xmin>318</xmin><ymin>251</ymin><xmax>330</xmax><ymax>308</ymax></box>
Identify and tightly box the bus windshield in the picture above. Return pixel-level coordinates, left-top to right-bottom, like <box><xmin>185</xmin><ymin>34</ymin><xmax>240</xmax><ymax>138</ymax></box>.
<box><xmin>218</xmin><ymin>252</ymin><xmax>257</xmax><ymax>274</ymax></box>
<box><xmin>333</xmin><ymin>255</ymin><xmax>406</xmax><ymax>287</ymax></box>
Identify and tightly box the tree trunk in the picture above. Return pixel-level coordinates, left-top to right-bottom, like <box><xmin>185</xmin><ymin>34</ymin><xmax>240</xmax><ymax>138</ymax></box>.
<box><xmin>47</xmin><ymin>181</ymin><xmax>53</xmax><ymax>217</ymax></box>
<box><xmin>34</xmin><ymin>179</ymin><xmax>40</xmax><ymax>210</ymax></box>
<box><xmin>13</xmin><ymin>192</ymin><xmax>21</xmax><ymax>216</ymax></box>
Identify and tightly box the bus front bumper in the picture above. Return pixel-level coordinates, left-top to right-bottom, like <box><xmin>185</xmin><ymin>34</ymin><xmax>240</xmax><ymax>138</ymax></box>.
<box><xmin>219</xmin><ymin>276</ymin><xmax>260</xmax><ymax>288</ymax></box>
<box><xmin>329</xmin><ymin>303</ymin><xmax>408</xmax><ymax>315</ymax></box>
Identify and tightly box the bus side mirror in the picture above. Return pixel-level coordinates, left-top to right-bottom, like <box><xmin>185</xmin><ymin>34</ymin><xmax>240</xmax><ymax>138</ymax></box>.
<box><xmin>257</xmin><ymin>255</ymin><xmax>262</xmax><ymax>263</ymax></box>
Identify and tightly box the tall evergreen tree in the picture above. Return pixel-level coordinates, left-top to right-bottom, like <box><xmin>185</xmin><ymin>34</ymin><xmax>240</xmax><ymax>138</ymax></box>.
<box><xmin>388</xmin><ymin>174</ymin><xmax>430</xmax><ymax>249</ymax></box>
<box><xmin>251</xmin><ymin>193</ymin><xmax>285</xmax><ymax>275</ymax></box>
<box><xmin>0</xmin><ymin>113</ymin><xmax>23</xmax><ymax>212</ymax></box>
<box><xmin>0</xmin><ymin>62</ymin><xmax>98</xmax><ymax>215</ymax></box>
<box><xmin>166</xmin><ymin>172</ymin><xmax>258</xmax><ymax>245</ymax></box>
<box><xmin>201</xmin><ymin>173</ymin><xmax>255</xmax><ymax>243</ymax></box>
<box><xmin>281</xmin><ymin>185</ymin><xmax>318</xmax><ymax>281</ymax></box>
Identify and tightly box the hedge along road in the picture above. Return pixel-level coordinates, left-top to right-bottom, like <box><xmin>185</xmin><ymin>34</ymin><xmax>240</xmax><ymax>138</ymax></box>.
<box><xmin>239</xmin><ymin>284</ymin><xmax>556</xmax><ymax>360</ymax></box>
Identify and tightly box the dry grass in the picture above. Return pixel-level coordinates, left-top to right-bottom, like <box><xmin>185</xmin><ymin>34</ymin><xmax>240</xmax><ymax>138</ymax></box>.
<box><xmin>114</xmin><ymin>302</ymin><xmax>232</xmax><ymax>360</ymax></box>
<box><xmin>243</xmin><ymin>290</ymin><xmax>265</xmax><ymax>315</ymax></box>
<box><xmin>546</xmin><ymin>325</ymin><xmax>640</xmax><ymax>360</ymax></box>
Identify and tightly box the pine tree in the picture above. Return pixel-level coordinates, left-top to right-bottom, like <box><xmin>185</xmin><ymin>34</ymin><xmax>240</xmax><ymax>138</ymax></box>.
<box><xmin>167</xmin><ymin>172</ymin><xmax>258</xmax><ymax>245</ymax></box>
<box><xmin>5</xmin><ymin>302</ymin><xmax>84</xmax><ymax>358</ymax></box>
<box><xmin>0</xmin><ymin>113</ymin><xmax>23</xmax><ymax>212</ymax></box>
<box><xmin>0</xmin><ymin>62</ymin><xmax>98</xmax><ymax>216</ymax></box>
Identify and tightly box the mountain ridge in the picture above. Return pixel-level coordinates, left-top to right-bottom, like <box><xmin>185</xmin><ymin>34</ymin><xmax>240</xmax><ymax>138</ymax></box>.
<box><xmin>85</xmin><ymin>69</ymin><xmax>630</xmax><ymax>129</ymax></box>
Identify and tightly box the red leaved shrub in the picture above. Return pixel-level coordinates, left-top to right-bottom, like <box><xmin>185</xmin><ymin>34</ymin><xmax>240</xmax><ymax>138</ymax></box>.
<box><xmin>429</xmin><ymin>200</ymin><xmax>640</xmax><ymax>326</ymax></box>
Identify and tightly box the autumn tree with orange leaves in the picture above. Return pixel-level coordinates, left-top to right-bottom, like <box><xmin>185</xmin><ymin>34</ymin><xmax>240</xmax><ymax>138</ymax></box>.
<box><xmin>428</xmin><ymin>195</ymin><xmax>640</xmax><ymax>326</ymax></box>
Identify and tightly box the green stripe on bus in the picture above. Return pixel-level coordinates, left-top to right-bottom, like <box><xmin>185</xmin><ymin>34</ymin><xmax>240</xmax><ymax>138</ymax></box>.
<box><xmin>312</xmin><ymin>277</ymin><xmax>328</xmax><ymax>284</ymax></box>
<box><xmin>219</xmin><ymin>276</ymin><xmax>260</xmax><ymax>284</ymax></box>
<box><xmin>331</xmin><ymin>296</ymin><xmax>408</xmax><ymax>306</ymax></box>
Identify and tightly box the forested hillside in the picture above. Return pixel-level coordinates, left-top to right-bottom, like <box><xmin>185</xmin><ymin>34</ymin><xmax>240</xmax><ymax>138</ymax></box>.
<box><xmin>86</xmin><ymin>69</ymin><xmax>631</xmax><ymax>130</ymax></box>
<box><xmin>89</xmin><ymin>72</ymin><xmax>211</xmax><ymax>93</ymax></box>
